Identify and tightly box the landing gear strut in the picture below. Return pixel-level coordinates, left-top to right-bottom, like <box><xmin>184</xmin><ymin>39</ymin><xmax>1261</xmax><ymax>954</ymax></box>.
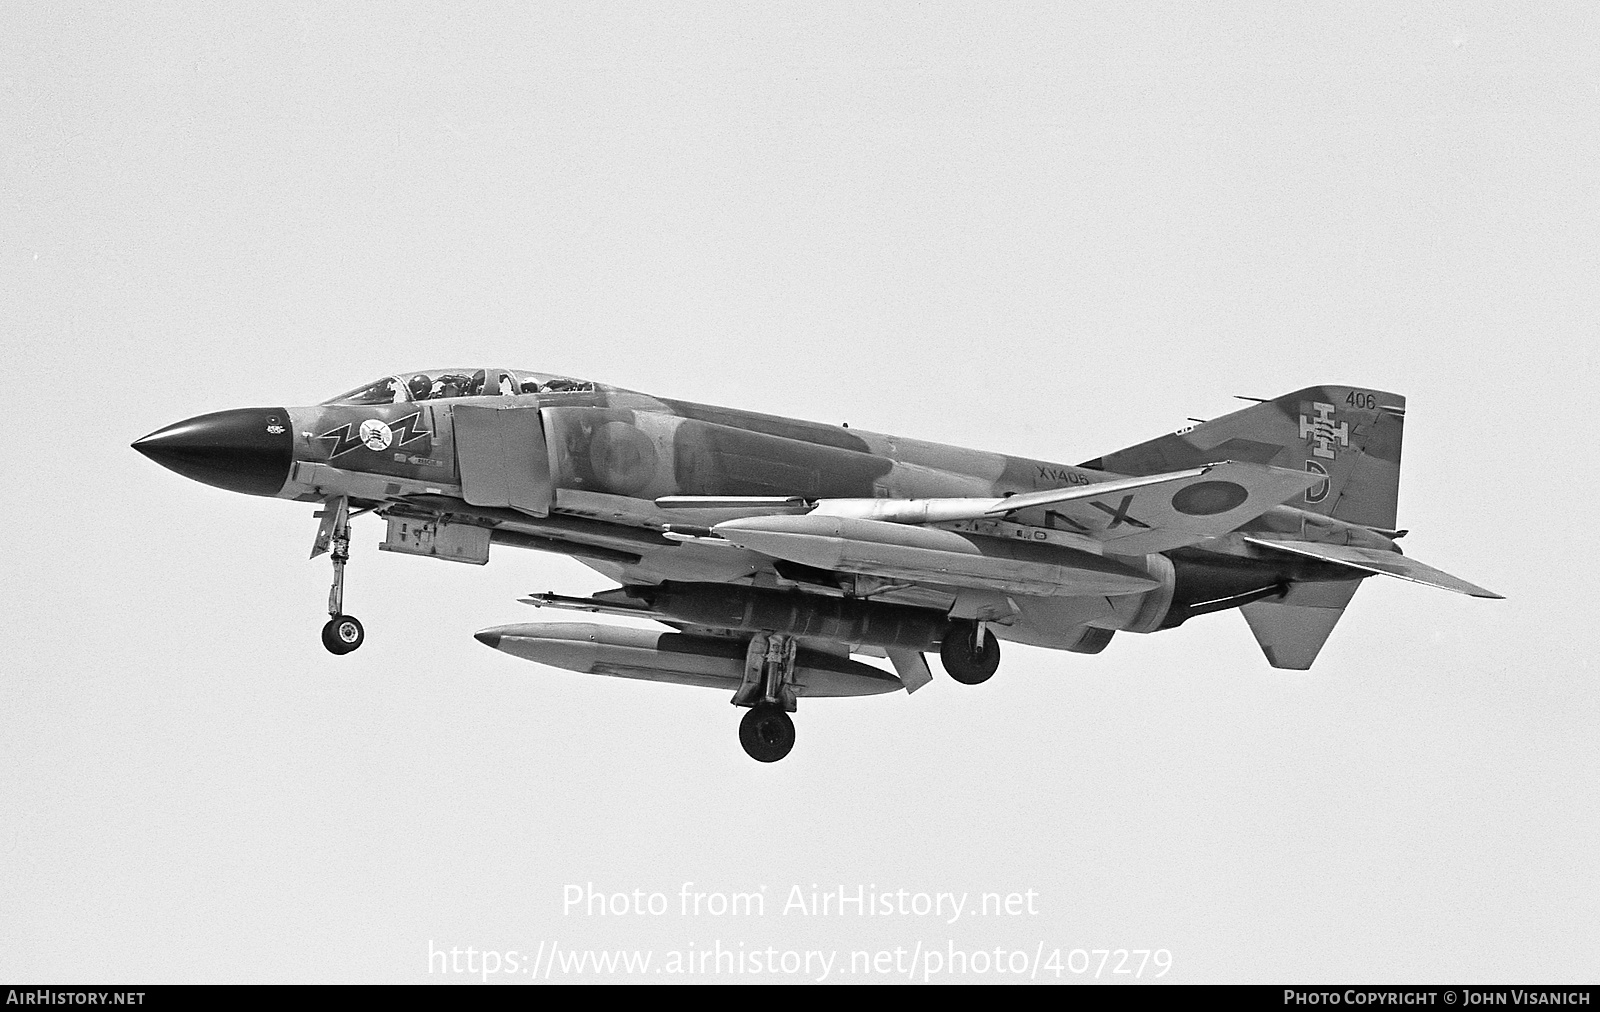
<box><xmin>313</xmin><ymin>495</ymin><xmax>363</xmax><ymax>655</ymax></box>
<box><xmin>940</xmin><ymin>619</ymin><xmax>1000</xmax><ymax>684</ymax></box>
<box><xmin>733</xmin><ymin>632</ymin><xmax>798</xmax><ymax>762</ymax></box>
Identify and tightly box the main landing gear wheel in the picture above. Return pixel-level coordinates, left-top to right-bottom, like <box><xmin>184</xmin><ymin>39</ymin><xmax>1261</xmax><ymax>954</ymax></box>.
<box><xmin>739</xmin><ymin>703</ymin><xmax>796</xmax><ymax>763</ymax></box>
<box><xmin>322</xmin><ymin>615</ymin><xmax>364</xmax><ymax>655</ymax></box>
<box><xmin>941</xmin><ymin>620</ymin><xmax>1000</xmax><ymax>685</ymax></box>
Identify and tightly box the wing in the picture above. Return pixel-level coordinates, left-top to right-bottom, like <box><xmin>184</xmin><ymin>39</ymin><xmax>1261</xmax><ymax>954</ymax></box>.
<box><xmin>992</xmin><ymin>460</ymin><xmax>1326</xmax><ymax>554</ymax></box>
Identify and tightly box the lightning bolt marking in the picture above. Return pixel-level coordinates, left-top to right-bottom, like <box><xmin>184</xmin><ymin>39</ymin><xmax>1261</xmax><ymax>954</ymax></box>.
<box><xmin>391</xmin><ymin>411</ymin><xmax>432</xmax><ymax>446</ymax></box>
<box><xmin>317</xmin><ymin>412</ymin><xmax>431</xmax><ymax>459</ymax></box>
<box><xmin>316</xmin><ymin>422</ymin><xmax>365</xmax><ymax>458</ymax></box>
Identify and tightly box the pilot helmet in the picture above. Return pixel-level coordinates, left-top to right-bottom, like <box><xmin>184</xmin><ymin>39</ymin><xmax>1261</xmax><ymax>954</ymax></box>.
<box><xmin>407</xmin><ymin>374</ymin><xmax>432</xmax><ymax>400</ymax></box>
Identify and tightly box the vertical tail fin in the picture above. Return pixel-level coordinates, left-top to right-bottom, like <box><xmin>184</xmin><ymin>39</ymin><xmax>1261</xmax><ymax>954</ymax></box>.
<box><xmin>1080</xmin><ymin>385</ymin><xmax>1405</xmax><ymax>530</ymax></box>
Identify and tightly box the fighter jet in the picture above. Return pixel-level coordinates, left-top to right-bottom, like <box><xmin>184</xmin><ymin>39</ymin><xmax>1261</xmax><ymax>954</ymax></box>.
<box><xmin>133</xmin><ymin>368</ymin><xmax>1499</xmax><ymax>762</ymax></box>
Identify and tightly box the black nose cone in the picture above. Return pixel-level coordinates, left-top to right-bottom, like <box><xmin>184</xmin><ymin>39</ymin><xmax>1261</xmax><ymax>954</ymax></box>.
<box><xmin>133</xmin><ymin>408</ymin><xmax>294</xmax><ymax>497</ymax></box>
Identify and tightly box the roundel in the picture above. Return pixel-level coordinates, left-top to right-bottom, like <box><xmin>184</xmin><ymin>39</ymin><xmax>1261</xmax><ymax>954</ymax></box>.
<box><xmin>359</xmin><ymin>419</ymin><xmax>394</xmax><ymax>451</ymax></box>
<box><xmin>1171</xmin><ymin>479</ymin><xmax>1249</xmax><ymax>516</ymax></box>
<box><xmin>588</xmin><ymin>420</ymin><xmax>660</xmax><ymax>496</ymax></box>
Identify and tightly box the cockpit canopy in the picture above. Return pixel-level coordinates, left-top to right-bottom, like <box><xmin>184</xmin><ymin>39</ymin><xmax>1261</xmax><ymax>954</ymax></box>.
<box><xmin>322</xmin><ymin>368</ymin><xmax>596</xmax><ymax>405</ymax></box>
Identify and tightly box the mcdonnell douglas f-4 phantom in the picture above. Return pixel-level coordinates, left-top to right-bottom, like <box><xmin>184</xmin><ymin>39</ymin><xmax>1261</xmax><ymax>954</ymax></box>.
<box><xmin>134</xmin><ymin>368</ymin><xmax>1499</xmax><ymax>762</ymax></box>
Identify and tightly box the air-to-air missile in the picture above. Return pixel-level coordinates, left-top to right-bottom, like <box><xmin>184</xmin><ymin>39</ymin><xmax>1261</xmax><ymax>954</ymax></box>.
<box><xmin>133</xmin><ymin>366</ymin><xmax>1501</xmax><ymax>762</ymax></box>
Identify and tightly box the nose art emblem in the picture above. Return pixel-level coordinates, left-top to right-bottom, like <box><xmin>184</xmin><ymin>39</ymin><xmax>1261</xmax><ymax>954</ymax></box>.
<box><xmin>359</xmin><ymin>419</ymin><xmax>394</xmax><ymax>451</ymax></box>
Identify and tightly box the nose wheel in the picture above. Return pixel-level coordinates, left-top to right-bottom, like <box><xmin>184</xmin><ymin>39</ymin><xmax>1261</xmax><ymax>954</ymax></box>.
<box><xmin>322</xmin><ymin>615</ymin><xmax>365</xmax><ymax>654</ymax></box>
<box><xmin>312</xmin><ymin>496</ymin><xmax>364</xmax><ymax>655</ymax></box>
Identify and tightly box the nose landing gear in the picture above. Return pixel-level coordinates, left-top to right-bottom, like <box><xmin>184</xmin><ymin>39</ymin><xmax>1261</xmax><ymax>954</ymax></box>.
<box><xmin>321</xmin><ymin>614</ymin><xmax>364</xmax><ymax>655</ymax></box>
<box><xmin>312</xmin><ymin>495</ymin><xmax>364</xmax><ymax>655</ymax></box>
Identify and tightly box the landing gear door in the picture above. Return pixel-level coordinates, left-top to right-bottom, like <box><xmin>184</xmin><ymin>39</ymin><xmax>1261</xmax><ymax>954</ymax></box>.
<box><xmin>452</xmin><ymin>405</ymin><xmax>553</xmax><ymax>516</ymax></box>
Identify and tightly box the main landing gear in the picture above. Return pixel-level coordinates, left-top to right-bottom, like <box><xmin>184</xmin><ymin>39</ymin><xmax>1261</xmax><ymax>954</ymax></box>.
<box><xmin>739</xmin><ymin>705</ymin><xmax>795</xmax><ymax>764</ymax></box>
<box><xmin>940</xmin><ymin>619</ymin><xmax>1000</xmax><ymax>685</ymax></box>
<box><xmin>733</xmin><ymin>632</ymin><xmax>799</xmax><ymax>762</ymax></box>
<box><xmin>313</xmin><ymin>495</ymin><xmax>364</xmax><ymax>655</ymax></box>
<box><xmin>728</xmin><ymin>621</ymin><xmax>1000</xmax><ymax>760</ymax></box>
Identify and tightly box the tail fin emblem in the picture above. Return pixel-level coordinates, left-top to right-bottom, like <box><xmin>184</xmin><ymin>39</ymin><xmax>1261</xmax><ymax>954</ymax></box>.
<box><xmin>1299</xmin><ymin>402</ymin><xmax>1349</xmax><ymax>460</ymax></box>
<box><xmin>1304</xmin><ymin>460</ymin><xmax>1330</xmax><ymax>504</ymax></box>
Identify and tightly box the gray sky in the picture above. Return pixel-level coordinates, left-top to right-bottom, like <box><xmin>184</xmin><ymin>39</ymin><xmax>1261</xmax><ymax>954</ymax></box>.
<box><xmin>4</xmin><ymin>3</ymin><xmax>1596</xmax><ymax>983</ymax></box>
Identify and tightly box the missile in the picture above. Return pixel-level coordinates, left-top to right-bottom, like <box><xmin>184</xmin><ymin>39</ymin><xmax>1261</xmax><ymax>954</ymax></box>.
<box><xmin>474</xmin><ymin>621</ymin><xmax>904</xmax><ymax>697</ymax></box>
<box><xmin>525</xmin><ymin>583</ymin><xmax>947</xmax><ymax>650</ymax></box>
<box><xmin>710</xmin><ymin>515</ymin><xmax>1158</xmax><ymax>597</ymax></box>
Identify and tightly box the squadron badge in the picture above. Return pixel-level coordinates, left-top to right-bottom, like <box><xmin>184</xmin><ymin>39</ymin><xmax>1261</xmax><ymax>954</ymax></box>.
<box><xmin>1298</xmin><ymin>401</ymin><xmax>1346</xmax><ymax>503</ymax></box>
<box><xmin>1298</xmin><ymin>401</ymin><xmax>1349</xmax><ymax>460</ymax></box>
<box><xmin>359</xmin><ymin>419</ymin><xmax>394</xmax><ymax>451</ymax></box>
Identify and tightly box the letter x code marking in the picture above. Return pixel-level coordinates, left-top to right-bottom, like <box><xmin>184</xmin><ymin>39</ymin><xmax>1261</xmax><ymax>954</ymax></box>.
<box><xmin>1045</xmin><ymin>509</ymin><xmax>1089</xmax><ymax>533</ymax></box>
<box><xmin>1090</xmin><ymin>494</ymin><xmax>1151</xmax><ymax>529</ymax></box>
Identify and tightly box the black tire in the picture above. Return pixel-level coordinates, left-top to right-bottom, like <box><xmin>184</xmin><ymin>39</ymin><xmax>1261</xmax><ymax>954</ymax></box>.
<box><xmin>940</xmin><ymin>620</ymin><xmax>999</xmax><ymax>684</ymax></box>
<box><xmin>739</xmin><ymin>704</ymin><xmax>796</xmax><ymax>763</ymax></box>
<box><xmin>322</xmin><ymin>614</ymin><xmax>364</xmax><ymax>655</ymax></box>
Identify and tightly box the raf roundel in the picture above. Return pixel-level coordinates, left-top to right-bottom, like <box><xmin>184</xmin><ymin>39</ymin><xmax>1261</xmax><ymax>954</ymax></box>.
<box><xmin>1170</xmin><ymin>480</ymin><xmax>1249</xmax><ymax>516</ymax></box>
<box><xmin>359</xmin><ymin>419</ymin><xmax>394</xmax><ymax>452</ymax></box>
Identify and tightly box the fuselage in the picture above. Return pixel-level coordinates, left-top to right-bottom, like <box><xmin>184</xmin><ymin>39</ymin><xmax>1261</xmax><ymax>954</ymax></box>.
<box><xmin>133</xmin><ymin>367</ymin><xmax>1378</xmax><ymax>652</ymax></box>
